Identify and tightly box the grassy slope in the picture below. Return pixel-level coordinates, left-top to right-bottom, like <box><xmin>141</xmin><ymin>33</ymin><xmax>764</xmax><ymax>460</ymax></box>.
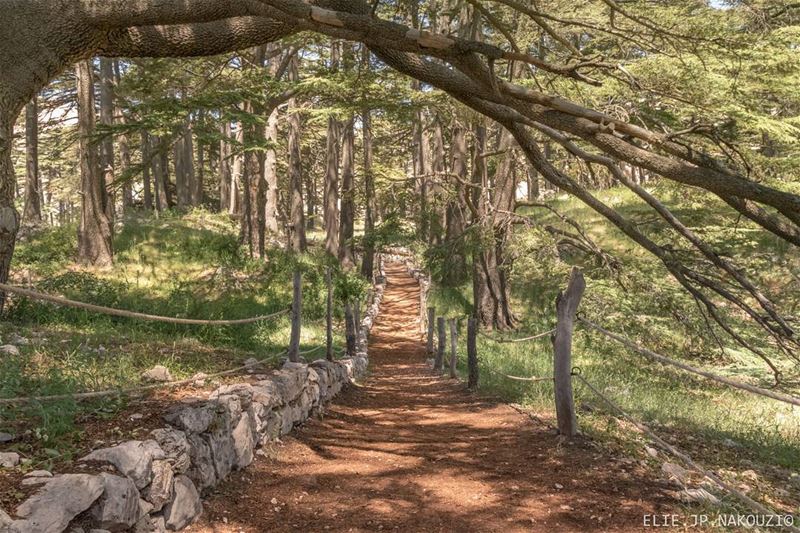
<box><xmin>0</xmin><ymin>210</ymin><xmax>353</xmax><ymax>461</ymax></box>
<box><xmin>427</xmin><ymin>186</ymin><xmax>799</xmax><ymax>513</ymax></box>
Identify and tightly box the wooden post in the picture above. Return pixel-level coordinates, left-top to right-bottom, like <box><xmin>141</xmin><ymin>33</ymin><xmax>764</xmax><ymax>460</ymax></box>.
<box><xmin>434</xmin><ymin>316</ymin><xmax>446</xmax><ymax>371</ymax></box>
<box><xmin>326</xmin><ymin>268</ymin><xmax>333</xmax><ymax>361</ymax></box>
<box><xmin>467</xmin><ymin>317</ymin><xmax>479</xmax><ymax>389</ymax></box>
<box><xmin>426</xmin><ymin>307</ymin><xmax>435</xmax><ymax>354</ymax></box>
<box><xmin>344</xmin><ymin>302</ymin><xmax>356</xmax><ymax>357</ymax></box>
<box><xmin>553</xmin><ymin>267</ymin><xmax>585</xmax><ymax>438</ymax></box>
<box><xmin>449</xmin><ymin>318</ymin><xmax>458</xmax><ymax>379</ymax></box>
<box><xmin>288</xmin><ymin>270</ymin><xmax>302</xmax><ymax>362</ymax></box>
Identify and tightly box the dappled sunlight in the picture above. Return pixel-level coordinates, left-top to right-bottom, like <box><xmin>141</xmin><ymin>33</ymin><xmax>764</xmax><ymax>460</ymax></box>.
<box><xmin>193</xmin><ymin>263</ymin><xmax>673</xmax><ymax>532</ymax></box>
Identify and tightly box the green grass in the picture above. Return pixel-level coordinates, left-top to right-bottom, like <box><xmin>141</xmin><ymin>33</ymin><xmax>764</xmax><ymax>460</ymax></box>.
<box><xmin>427</xmin><ymin>185</ymin><xmax>800</xmax><ymax>509</ymax></box>
<box><xmin>0</xmin><ymin>209</ymin><xmax>364</xmax><ymax>460</ymax></box>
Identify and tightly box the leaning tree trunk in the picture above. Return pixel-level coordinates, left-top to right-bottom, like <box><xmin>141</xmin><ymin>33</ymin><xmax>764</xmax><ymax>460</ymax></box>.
<box><xmin>23</xmin><ymin>97</ymin><xmax>42</xmax><ymax>224</ymax></box>
<box><xmin>338</xmin><ymin>117</ymin><xmax>356</xmax><ymax>268</ymax></box>
<box><xmin>76</xmin><ymin>60</ymin><xmax>113</xmax><ymax>267</ymax></box>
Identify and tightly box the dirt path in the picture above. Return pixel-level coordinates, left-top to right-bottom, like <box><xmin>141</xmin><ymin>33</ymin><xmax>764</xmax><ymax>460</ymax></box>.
<box><xmin>190</xmin><ymin>263</ymin><xmax>672</xmax><ymax>532</ymax></box>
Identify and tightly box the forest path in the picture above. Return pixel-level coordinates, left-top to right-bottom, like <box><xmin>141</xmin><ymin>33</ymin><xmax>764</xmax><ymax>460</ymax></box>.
<box><xmin>190</xmin><ymin>263</ymin><xmax>671</xmax><ymax>532</ymax></box>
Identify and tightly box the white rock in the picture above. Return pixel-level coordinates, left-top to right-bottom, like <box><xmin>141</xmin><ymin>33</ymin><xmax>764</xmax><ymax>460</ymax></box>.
<box><xmin>24</xmin><ymin>470</ymin><xmax>52</xmax><ymax>478</ymax></box>
<box><xmin>89</xmin><ymin>473</ymin><xmax>140</xmax><ymax>531</ymax></box>
<box><xmin>0</xmin><ymin>345</ymin><xmax>20</xmax><ymax>356</ymax></box>
<box><xmin>644</xmin><ymin>446</ymin><xmax>658</xmax><ymax>458</ymax></box>
<box><xmin>0</xmin><ymin>452</ymin><xmax>20</xmax><ymax>468</ymax></box>
<box><xmin>8</xmin><ymin>334</ymin><xmax>29</xmax><ymax>346</ymax></box>
<box><xmin>150</xmin><ymin>428</ymin><xmax>191</xmax><ymax>474</ymax></box>
<box><xmin>164</xmin><ymin>404</ymin><xmax>214</xmax><ymax>434</ymax></box>
<box><xmin>15</xmin><ymin>474</ymin><xmax>104</xmax><ymax>533</ymax></box>
<box><xmin>679</xmin><ymin>488</ymin><xmax>720</xmax><ymax>506</ymax></box>
<box><xmin>81</xmin><ymin>440</ymin><xmax>165</xmax><ymax>489</ymax></box>
<box><xmin>141</xmin><ymin>365</ymin><xmax>173</xmax><ymax>382</ymax></box>
<box><xmin>144</xmin><ymin>459</ymin><xmax>174</xmax><ymax>512</ymax></box>
<box><xmin>163</xmin><ymin>475</ymin><xmax>202</xmax><ymax>530</ymax></box>
<box><xmin>0</xmin><ymin>432</ymin><xmax>15</xmax><ymax>443</ymax></box>
<box><xmin>232</xmin><ymin>412</ymin><xmax>255</xmax><ymax>469</ymax></box>
<box><xmin>661</xmin><ymin>462</ymin><xmax>689</xmax><ymax>484</ymax></box>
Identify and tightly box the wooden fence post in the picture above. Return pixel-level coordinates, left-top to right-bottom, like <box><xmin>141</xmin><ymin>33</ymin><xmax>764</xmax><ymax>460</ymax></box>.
<box><xmin>553</xmin><ymin>267</ymin><xmax>585</xmax><ymax>437</ymax></box>
<box><xmin>326</xmin><ymin>268</ymin><xmax>333</xmax><ymax>361</ymax></box>
<box><xmin>449</xmin><ymin>318</ymin><xmax>458</xmax><ymax>379</ymax></box>
<box><xmin>426</xmin><ymin>307</ymin><xmax>435</xmax><ymax>354</ymax></box>
<box><xmin>435</xmin><ymin>316</ymin><xmax>446</xmax><ymax>371</ymax></box>
<box><xmin>288</xmin><ymin>270</ymin><xmax>302</xmax><ymax>363</ymax></box>
<box><xmin>344</xmin><ymin>302</ymin><xmax>356</xmax><ymax>357</ymax></box>
<box><xmin>467</xmin><ymin>317</ymin><xmax>479</xmax><ymax>389</ymax></box>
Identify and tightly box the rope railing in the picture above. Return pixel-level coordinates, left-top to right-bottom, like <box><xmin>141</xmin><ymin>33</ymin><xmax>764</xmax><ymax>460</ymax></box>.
<box><xmin>482</xmin><ymin>364</ymin><xmax>554</xmax><ymax>383</ymax></box>
<box><xmin>573</xmin><ymin>371</ymin><xmax>799</xmax><ymax>533</ymax></box>
<box><xmin>478</xmin><ymin>328</ymin><xmax>556</xmax><ymax>344</ymax></box>
<box><xmin>0</xmin><ymin>283</ymin><xmax>290</xmax><ymax>326</ymax></box>
<box><xmin>0</xmin><ymin>350</ymin><xmax>289</xmax><ymax>405</ymax></box>
<box><xmin>578</xmin><ymin>317</ymin><xmax>800</xmax><ymax>408</ymax></box>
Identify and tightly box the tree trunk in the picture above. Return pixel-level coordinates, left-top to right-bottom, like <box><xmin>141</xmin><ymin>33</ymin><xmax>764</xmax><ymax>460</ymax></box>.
<box><xmin>323</xmin><ymin>42</ymin><xmax>341</xmax><ymax>257</ymax></box>
<box><xmin>287</xmin><ymin>55</ymin><xmax>306</xmax><ymax>253</ymax></box>
<box><xmin>230</xmin><ymin>123</ymin><xmax>243</xmax><ymax>215</ymax></box>
<box><xmin>76</xmin><ymin>60</ymin><xmax>113</xmax><ymax>267</ymax></box>
<box><xmin>152</xmin><ymin>135</ymin><xmax>170</xmax><ymax>212</ymax></box>
<box><xmin>442</xmin><ymin>121</ymin><xmax>468</xmax><ymax>286</ymax></box>
<box><xmin>360</xmin><ymin>104</ymin><xmax>376</xmax><ymax>279</ymax></box>
<box><xmin>264</xmin><ymin>107</ymin><xmax>279</xmax><ymax>235</ymax></box>
<box><xmin>113</xmin><ymin>60</ymin><xmax>133</xmax><ymax>210</ymax></box>
<box><xmin>22</xmin><ymin>98</ymin><xmax>41</xmax><ymax>224</ymax></box>
<box><xmin>99</xmin><ymin>58</ymin><xmax>116</xmax><ymax>223</ymax></box>
<box><xmin>219</xmin><ymin>119</ymin><xmax>232</xmax><ymax>212</ymax></box>
<box><xmin>338</xmin><ymin>117</ymin><xmax>356</xmax><ymax>268</ymax></box>
<box><xmin>0</xmin><ymin>107</ymin><xmax>21</xmax><ymax>307</ymax></box>
<box><xmin>414</xmin><ymin>105</ymin><xmax>431</xmax><ymax>241</ymax></box>
<box><xmin>141</xmin><ymin>131</ymin><xmax>153</xmax><ymax>210</ymax></box>
<box><xmin>472</xmin><ymin>127</ymin><xmax>516</xmax><ymax>330</ymax></box>
<box><xmin>429</xmin><ymin>116</ymin><xmax>446</xmax><ymax>245</ymax></box>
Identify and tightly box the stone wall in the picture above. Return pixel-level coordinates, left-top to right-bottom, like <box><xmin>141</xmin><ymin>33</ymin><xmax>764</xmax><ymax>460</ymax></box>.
<box><xmin>0</xmin><ymin>272</ymin><xmax>386</xmax><ymax>533</ymax></box>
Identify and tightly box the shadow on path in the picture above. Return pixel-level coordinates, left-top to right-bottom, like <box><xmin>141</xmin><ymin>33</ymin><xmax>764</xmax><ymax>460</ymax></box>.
<box><xmin>191</xmin><ymin>264</ymin><xmax>673</xmax><ymax>532</ymax></box>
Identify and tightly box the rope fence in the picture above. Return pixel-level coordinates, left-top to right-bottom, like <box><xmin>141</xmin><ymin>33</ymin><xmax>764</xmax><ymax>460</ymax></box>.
<box><xmin>578</xmin><ymin>317</ymin><xmax>800</xmax><ymax>408</ymax></box>
<box><xmin>573</xmin><ymin>371</ymin><xmax>799</xmax><ymax>533</ymax></box>
<box><xmin>0</xmin><ymin>350</ymin><xmax>288</xmax><ymax>405</ymax></box>
<box><xmin>478</xmin><ymin>328</ymin><xmax>555</xmax><ymax>344</ymax></box>
<box><xmin>0</xmin><ymin>283</ymin><xmax>290</xmax><ymax>326</ymax></box>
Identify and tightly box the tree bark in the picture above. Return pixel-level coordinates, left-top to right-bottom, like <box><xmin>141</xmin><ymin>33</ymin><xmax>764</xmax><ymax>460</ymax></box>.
<box><xmin>99</xmin><ymin>58</ymin><xmax>116</xmax><ymax>223</ymax></box>
<box><xmin>141</xmin><ymin>131</ymin><xmax>153</xmax><ymax>210</ymax></box>
<box><xmin>323</xmin><ymin>41</ymin><xmax>341</xmax><ymax>257</ymax></box>
<box><xmin>219</xmin><ymin>119</ymin><xmax>232</xmax><ymax>212</ymax></box>
<box><xmin>287</xmin><ymin>55</ymin><xmax>306</xmax><ymax>253</ymax></box>
<box><xmin>76</xmin><ymin>60</ymin><xmax>113</xmax><ymax>267</ymax></box>
<box><xmin>338</xmin><ymin>117</ymin><xmax>356</xmax><ymax>268</ymax></box>
<box><xmin>360</xmin><ymin>99</ymin><xmax>376</xmax><ymax>279</ymax></box>
<box><xmin>264</xmin><ymin>106</ymin><xmax>279</xmax><ymax>235</ymax></box>
<box><xmin>114</xmin><ymin>60</ymin><xmax>133</xmax><ymax>210</ymax></box>
<box><xmin>442</xmin><ymin>120</ymin><xmax>468</xmax><ymax>286</ymax></box>
<box><xmin>22</xmin><ymin>98</ymin><xmax>42</xmax><ymax>224</ymax></box>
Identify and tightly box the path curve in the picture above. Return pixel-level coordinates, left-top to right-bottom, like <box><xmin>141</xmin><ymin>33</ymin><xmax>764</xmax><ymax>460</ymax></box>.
<box><xmin>191</xmin><ymin>263</ymin><xmax>671</xmax><ymax>532</ymax></box>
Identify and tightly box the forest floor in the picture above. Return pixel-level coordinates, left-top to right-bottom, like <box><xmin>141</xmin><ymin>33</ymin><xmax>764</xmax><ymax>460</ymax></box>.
<box><xmin>190</xmin><ymin>263</ymin><xmax>676</xmax><ymax>532</ymax></box>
